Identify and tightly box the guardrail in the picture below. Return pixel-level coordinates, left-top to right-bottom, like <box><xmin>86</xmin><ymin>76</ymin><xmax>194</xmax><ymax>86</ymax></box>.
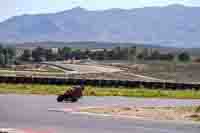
<box><xmin>0</xmin><ymin>75</ymin><xmax>199</xmax><ymax>90</ymax></box>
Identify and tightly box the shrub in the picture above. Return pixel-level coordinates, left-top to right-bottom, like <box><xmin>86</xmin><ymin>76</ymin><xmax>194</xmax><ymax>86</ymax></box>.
<box><xmin>195</xmin><ymin>106</ymin><xmax>200</xmax><ymax>113</ymax></box>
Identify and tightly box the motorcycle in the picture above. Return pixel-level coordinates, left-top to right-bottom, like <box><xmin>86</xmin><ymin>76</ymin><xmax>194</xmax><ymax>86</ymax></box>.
<box><xmin>57</xmin><ymin>85</ymin><xmax>84</xmax><ymax>103</ymax></box>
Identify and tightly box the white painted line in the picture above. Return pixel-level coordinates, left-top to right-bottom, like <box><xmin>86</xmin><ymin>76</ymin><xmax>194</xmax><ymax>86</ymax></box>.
<box><xmin>71</xmin><ymin>112</ymin><xmax>113</xmax><ymax>117</ymax></box>
<box><xmin>48</xmin><ymin>108</ymin><xmax>74</xmax><ymax>112</ymax></box>
<box><xmin>70</xmin><ymin>111</ymin><xmax>146</xmax><ymax>120</ymax></box>
<box><xmin>0</xmin><ymin>128</ymin><xmax>21</xmax><ymax>133</ymax></box>
<box><xmin>128</xmin><ymin>73</ymin><xmax>164</xmax><ymax>81</ymax></box>
<box><xmin>47</xmin><ymin>105</ymin><xmax>114</xmax><ymax>113</ymax></box>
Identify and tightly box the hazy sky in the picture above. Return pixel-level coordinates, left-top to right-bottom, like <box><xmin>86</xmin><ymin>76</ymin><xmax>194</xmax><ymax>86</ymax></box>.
<box><xmin>1</xmin><ymin>0</ymin><xmax>200</xmax><ymax>22</ymax></box>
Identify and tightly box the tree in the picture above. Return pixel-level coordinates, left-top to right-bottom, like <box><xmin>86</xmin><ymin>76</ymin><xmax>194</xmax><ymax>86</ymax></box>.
<box><xmin>0</xmin><ymin>45</ymin><xmax>16</xmax><ymax>66</ymax></box>
<box><xmin>6</xmin><ymin>47</ymin><xmax>16</xmax><ymax>64</ymax></box>
<box><xmin>137</xmin><ymin>52</ymin><xmax>145</xmax><ymax>60</ymax></box>
<box><xmin>137</xmin><ymin>48</ymin><xmax>149</xmax><ymax>60</ymax></box>
<box><xmin>102</xmin><ymin>48</ymin><xmax>108</xmax><ymax>60</ymax></box>
<box><xmin>45</xmin><ymin>49</ymin><xmax>57</xmax><ymax>61</ymax></box>
<box><xmin>32</xmin><ymin>47</ymin><xmax>46</xmax><ymax>62</ymax></box>
<box><xmin>105</xmin><ymin>50</ymin><xmax>115</xmax><ymax>60</ymax></box>
<box><xmin>7</xmin><ymin>47</ymin><xmax>16</xmax><ymax>58</ymax></box>
<box><xmin>84</xmin><ymin>48</ymin><xmax>90</xmax><ymax>59</ymax></box>
<box><xmin>20</xmin><ymin>49</ymin><xmax>32</xmax><ymax>61</ymax></box>
<box><xmin>59</xmin><ymin>47</ymin><xmax>72</xmax><ymax>59</ymax></box>
<box><xmin>0</xmin><ymin>53</ymin><xmax>5</xmax><ymax>66</ymax></box>
<box><xmin>3</xmin><ymin>48</ymin><xmax>10</xmax><ymax>65</ymax></box>
<box><xmin>120</xmin><ymin>48</ymin><xmax>129</xmax><ymax>60</ymax></box>
<box><xmin>163</xmin><ymin>53</ymin><xmax>174</xmax><ymax>61</ymax></box>
<box><xmin>178</xmin><ymin>52</ymin><xmax>191</xmax><ymax>62</ymax></box>
<box><xmin>63</xmin><ymin>47</ymin><xmax>71</xmax><ymax>53</ymax></box>
<box><xmin>71</xmin><ymin>49</ymin><xmax>85</xmax><ymax>60</ymax></box>
<box><xmin>113</xmin><ymin>46</ymin><xmax>122</xmax><ymax>60</ymax></box>
<box><xmin>94</xmin><ymin>51</ymin><xmax>104</xmax><ymax>60</ymax></box>
<box><xmin>0</xmin><ymin>44</ymin><xmax>3</xmax><ymax>54</ymax></box>
<box><xmin>0</xmin><ymin>45</ymin><xmax>4</xmax><ymax>65</ymax></box>
<box><xmin>151</xmin><ymin>50</ymin><xmax>160</xmax><ymax>59</ymax></box>
<box><xmin>128</xmin><ymin>46</ymin><xmax>137</xmax><ymax>62</ymax></box>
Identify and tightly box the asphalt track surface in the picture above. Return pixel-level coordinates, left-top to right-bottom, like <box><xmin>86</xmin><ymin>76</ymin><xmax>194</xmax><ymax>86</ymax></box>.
<box><xmin>45</xmin><ymin>61</ymin><xmax>123</xmax><ymax>74</ymax></box>
<box><xmin>0</xmin><ymin>95</ymin><xmax>200</xmax><ymax>133</ymax></box>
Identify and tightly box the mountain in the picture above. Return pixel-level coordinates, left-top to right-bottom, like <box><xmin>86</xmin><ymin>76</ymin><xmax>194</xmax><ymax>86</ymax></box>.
<box><xmin>0</xmin><ymin>4</ymin><xmax>200</xmax><ymax>47</ymax></box>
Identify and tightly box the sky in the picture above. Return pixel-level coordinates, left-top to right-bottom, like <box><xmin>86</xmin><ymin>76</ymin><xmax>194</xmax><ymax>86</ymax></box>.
<box><xmin>1</xmin><ymin>0</ymin><xmax>200</xmax><ymax>22</ymax></box>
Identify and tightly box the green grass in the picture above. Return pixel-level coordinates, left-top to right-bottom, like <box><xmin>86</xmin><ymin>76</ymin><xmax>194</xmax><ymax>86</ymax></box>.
<box><xmin>0</xmin><ymin>68</ymin><xmax>64</xmax><ymax>74</ymax></box>
<box><xmin>84</xmin><ymin>87</ymin><xmax>200</xmax><ymax>99</ymax></box>
<box><xmin>0</xmin><ymin>83</ymin><xmax>200</xmax><ymax>99</ymax></box>
<box><xmin>0</xmin><ymin>70</ymin><xmax>16</xmax><ymax>74</ymax></box>
<box><xmin>0</xmin><ymin>69</ymin><xmax>65</xmax><ymax>77</ymax></box>
<box><xmin>0</xmin><ymin>83</ymin><xmax>68</xmax><ymax>95</ymax></box>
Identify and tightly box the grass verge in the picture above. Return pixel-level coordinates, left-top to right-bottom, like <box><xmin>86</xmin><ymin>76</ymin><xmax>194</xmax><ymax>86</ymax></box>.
<box><xmin>0</xmin><ymin>83</ymin><xmax>200</xmax><ymax>99</ymax></box>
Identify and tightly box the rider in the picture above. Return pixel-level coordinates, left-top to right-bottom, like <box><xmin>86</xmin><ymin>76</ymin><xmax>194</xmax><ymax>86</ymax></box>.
<box><xmin>57</xmin><ymin>80</ymin><xmax>85</xmax><ymax>102</ymax></box>
<box><xmin>71</xmin><ymin>85</ymin><xmax>85</xmax><ymax>98</ymax></box>
<box><xmin>64</xmin><ymin>81</ymin><xmax>85</xmax><ymax>98</ymax></box>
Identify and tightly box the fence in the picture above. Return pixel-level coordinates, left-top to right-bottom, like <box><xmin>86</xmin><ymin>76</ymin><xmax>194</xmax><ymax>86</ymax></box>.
<box><xmin>0</xmin><ymin>76</ymin><xmax>199</xmax><ymax>90</ymax></box>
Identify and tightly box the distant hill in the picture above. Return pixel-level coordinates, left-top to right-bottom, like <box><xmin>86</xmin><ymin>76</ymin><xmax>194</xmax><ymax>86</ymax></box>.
<box><xmin>11</xmin><ymin>41</ymin><xmax>164</xmax><ymax>49</ymax></box>
<box><xmin>1</xmin><ymin>4</ymin><xmax>200</xmax><ymax>48</ymax></box>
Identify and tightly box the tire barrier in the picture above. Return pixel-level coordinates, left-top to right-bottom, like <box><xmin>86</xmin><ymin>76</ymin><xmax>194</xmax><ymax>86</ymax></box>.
<box><xmin>0</xmin><ymin>75</ymin><xmax>199</xmax><ymax>90</ymax></box>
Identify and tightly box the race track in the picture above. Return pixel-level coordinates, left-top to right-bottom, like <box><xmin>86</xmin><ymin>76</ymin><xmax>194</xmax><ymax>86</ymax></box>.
<box><xmin>0</xmin><ymin>95</ymin><xmax>200</xmax><ymax>133</ymax></box>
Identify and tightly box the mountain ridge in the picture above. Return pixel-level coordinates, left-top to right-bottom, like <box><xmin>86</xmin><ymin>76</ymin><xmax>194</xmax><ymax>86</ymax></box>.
<box><xmin>0</xmin><ymin>4</ymin><xmax>200</xmax><ymax>47</ymax></box>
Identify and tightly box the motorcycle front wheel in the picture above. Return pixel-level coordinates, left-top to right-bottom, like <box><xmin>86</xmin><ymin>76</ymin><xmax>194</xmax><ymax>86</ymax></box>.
<box><xmin>57</xmin><ymin>95</ymin><xmax>64</xmax><ymax>102</ymax></box>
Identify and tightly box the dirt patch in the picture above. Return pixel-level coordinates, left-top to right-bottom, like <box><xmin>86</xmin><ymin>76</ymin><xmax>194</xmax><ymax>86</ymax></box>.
<box><xmin>79</xmin><ymin>106</ymin><xmax>200</xmax><ymax>122</ymax></box>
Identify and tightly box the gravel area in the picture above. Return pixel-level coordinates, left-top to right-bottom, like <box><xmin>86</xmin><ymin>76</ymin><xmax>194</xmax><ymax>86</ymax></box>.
<box><xmin>79</xmin><ymin>106</ymin><xmax>200</xmax><ymax>122</ymax></box>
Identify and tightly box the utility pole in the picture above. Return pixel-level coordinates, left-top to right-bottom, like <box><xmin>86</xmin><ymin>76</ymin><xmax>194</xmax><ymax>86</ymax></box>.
<box><xmin>133</xmin><ymin>46</ymin><xmax>137</xmax><ymax>65</ymax></box>
<box><xmin>5</xmin><ymin>48</ymin><xmax>9</xmax><ymax>66</ymax></box>
<box><xmin>173</xmin><ymin>54</ymin><xmax>177</xmax><ymax>82</ymax></box>
<box><xmin>128</xmin><ymin>47</ymin><xmax>130</xmax><ymax>64</ymax></box>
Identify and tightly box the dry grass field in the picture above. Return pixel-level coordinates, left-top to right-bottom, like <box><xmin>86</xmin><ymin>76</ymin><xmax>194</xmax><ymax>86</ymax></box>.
<box><xmin>109</xmin><ymin>61</ymin><xmax>200</xmax><ymax>83</ymax></box>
